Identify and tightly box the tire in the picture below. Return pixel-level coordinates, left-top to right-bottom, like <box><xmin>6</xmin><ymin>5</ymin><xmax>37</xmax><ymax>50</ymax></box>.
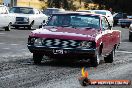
<box><xmin>39</xmin><ymin>25</ymin><xmax>42</xmax><ymax>28</ymax></box>
<box><xmin>104</xmin><ymin>49</ymin><xmax>114</xmax><ymax>63</ymax></box>
<box><xmin>33</xmin><ymin>53</ymin><xmax>43</xmax><ymax>64</ymax></box>
<box><xmin>90</xmin><ymin>52</ymin><xmax>100</xmax><ymax>67</ymax></box>
<box><xmin>5</xmin><ymin>23</ymin><xmax>11</xmax><ymax>31</ymax></box>
<box><xmin>129</xmin><ymin>32</ymin><xmax>132</xmax><ymax>42</ymax></box>
<box><xmin>121</xmin><ymin>25</ymin><xmax>125</xmax><ymax>28</ymax></box>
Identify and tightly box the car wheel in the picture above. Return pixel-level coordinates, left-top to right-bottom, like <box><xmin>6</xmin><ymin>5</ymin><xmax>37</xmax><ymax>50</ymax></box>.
<box><xmin>104</xmin><ymin>49</ymin><xmax>114</xmax><ymax>63</ymax></box>
<box><xmin>39</xmin><ymin>25</ymin><xmax>42</xmax><ymax>28</ymax></box>
<box><xmin>129</xmin><ymin>32</ymin><xmax>132</xmax><ymax>42</ymax></box>
<box><xmin>28</xmin><ymin>25</ymin><xmax>33</xmax><ymax>30</ymax></box>
<box><xmin>28</xmin><ymin>21</ymin><xmax>34</xmax><ymax>30</ymax></box>
<box><xmin>121</xmin><ymin>25</ymin><xmax>125</xmax><ymax>28</ymax></box>
<box><xmin>90</xmin><ymin>52</ymin><xmax>100</xmax><ymax>67</ymax></box>
<box><xmin>5</xmin><ymin>23</ymin><xmax>11</xmax><ymax>31</ymax></box>
<box><xmin>33</xmin><ymin>53</ymin><xmax>43</xmax><ymax>64</ymax></box>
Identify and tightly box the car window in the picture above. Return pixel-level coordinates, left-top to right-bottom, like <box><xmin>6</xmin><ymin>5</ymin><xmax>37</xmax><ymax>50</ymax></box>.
<box><xmin>43</xmin><ymin>9</ymin><xmax>58</xmax><ymax>15</ymax></box>
<box><xmin>102</xmin><ymin>17</ymin><xmax>109</xmax><ymax>30</ymax></box>
<box><xmin>34</xmin><ymin>9</ymin><xmax>40</xmax><ymax>14</ymax></box>
<box><xmin>10</xmin><ymin>7</ymin><xmax>34</xmax><ymax>14</ymax></box>
<box><xmin>115</xmin><ymin>13</ymin><xmax>122</xmax><ymax>18</ymax></box>
<box><xmin>94</xmin><ymin>11</ymin><xmax>106</xmax><ymax>15</ymax></box>
<box><xmin>47</xmin><ymin>14</ymin><xmax>100</xmax><ymax>29</ymax></box>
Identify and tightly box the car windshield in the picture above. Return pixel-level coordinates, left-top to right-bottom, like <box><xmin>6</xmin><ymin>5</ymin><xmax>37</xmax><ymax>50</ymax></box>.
<box><xmin>46</xmin><ymin>14</ymin><xmax>100</xmax><ymax>29</ymax></box>
<box><xmin>43</xmin><ymin>9</ymin><xmax>59</xmax><ymax>15</ymax></box>
<box><xmin>9</xmin><ymin>7</ymin><xmax>34</xmax><ymax>14</ymax></box>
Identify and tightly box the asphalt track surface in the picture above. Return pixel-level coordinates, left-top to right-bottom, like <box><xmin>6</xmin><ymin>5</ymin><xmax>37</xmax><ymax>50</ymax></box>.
<box><xmin>0</xmin><ymin>27</ymin><xmax>132</xmax><ymax>88</ymax></box>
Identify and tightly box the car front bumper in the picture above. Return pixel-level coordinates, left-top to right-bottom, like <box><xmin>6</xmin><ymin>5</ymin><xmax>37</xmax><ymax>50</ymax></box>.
<box><xmin>118</xmin><ymin>22</ymin><xmax>131</xmax><ymax>26</ymax></box>
<box><xmin>27</xmin><ymin>45</ymin><xmax>96</xmax><ymax>59</ymax></box>
<box><xmin>12</xmin><ymin>22</ymin><xmax>30</xmax><ymax>27</ymax></box>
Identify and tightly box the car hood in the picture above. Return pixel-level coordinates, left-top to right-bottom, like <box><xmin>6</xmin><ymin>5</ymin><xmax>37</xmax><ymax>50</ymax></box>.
<box><xmin>30</xmin><ymin>27</ymin><xmax>100</xmax><ymax>41</ymax></box>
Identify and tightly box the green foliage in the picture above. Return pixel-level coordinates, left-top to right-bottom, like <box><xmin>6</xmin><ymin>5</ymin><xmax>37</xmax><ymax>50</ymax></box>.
<box><xmin>42</xmin><ymin>0</ymin><xmax>132</xmax><ymax>14</ymax></box>
<box><xmin>45</xmin><ymin>0</ymin><xmax>80</xmax><ymax>10</ymax></box>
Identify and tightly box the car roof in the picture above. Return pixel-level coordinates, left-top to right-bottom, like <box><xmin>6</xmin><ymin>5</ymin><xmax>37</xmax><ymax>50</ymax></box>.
<box><xmin>76</xmin><ymin>10</ymin><xmax>95</xmax><ymax>13</ymax></box>
<box><xmin>0</xmin><ymin>5</ymin><xmax>6</xmax><ymax>7</ymax></box>
<box><xmin>92</xmin><ymin>10</ymin><xmax>110</xmax><ymax>12</ymax></box>
<box><xmin>52</xmin><ymin>11</ymin><xmax>102</xmax><ymax>17</ymax></box>
<box><xmin>46</xmin><ymin>8</ymin><xmax>60</xmax><ymax>10</ymax></box>
<box><xmin>12</xmin><ymin>6</ymin><xmax>34</xmax><ymax>9</ymax></box>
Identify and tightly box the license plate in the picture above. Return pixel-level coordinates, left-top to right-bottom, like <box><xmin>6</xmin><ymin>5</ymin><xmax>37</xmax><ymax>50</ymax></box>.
<box><xmin>53</xmin><ymin>49</ymin><xmax>64</xmax><ymax>54</ymax></box>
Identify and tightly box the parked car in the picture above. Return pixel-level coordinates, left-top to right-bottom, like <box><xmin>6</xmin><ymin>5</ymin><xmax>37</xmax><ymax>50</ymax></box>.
<box><xmin>92</xmin><ymin>10</ymin><xmax>114</xmax><ymax>26</ymax></box>
<box><xmin>113</xmin><ymin>12</ymin><xmax>127</xmax><ymax>26</ymax></box>
<box><xmin>118</xmin><ymin>16</ymin><xmax>132</xmax><ymax>28</ymax></box>
<box><xmin>0</xmin><ymin>5</ymin><xmax>15</xmax><ymax>31</ymax></box>
<box><xmin>10</xmin><ymin>6</ymin><xmax>48</xmax><ymax>29</ymax></box>
<box><xmin>77</xmin><ymin>10</ymin><xmax>114</xmax><ymax>26</ymax></box>
<box><xmin>43</xmin><ymin>8</ymin><xmax>65</xmax><ymax>16</ymax></box>
<box><xmin>27</xmin><ymin>12</ymin><xmax>121</xmax><ymax>67</ymax></box>
<box><xmin>129</xmin><ymin>24</ymin><xmax>132</xmax><ymax>41</ymax></box>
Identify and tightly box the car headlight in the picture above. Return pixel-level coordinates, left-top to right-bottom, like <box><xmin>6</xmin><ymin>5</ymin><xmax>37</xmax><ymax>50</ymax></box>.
<box><xmin>78</xmin><ymin>41</ymin><xmax>92</xmax><ymax>48</ymax></box>
<box><xmin>28</xmin><ymin>37</ymin><xmax>35</xmax><ymax>44</ymax></box>
<box><xmin>24</xmin><ymin>17</ymin><xmax>29</xmax><ymax>22</ymax></box>
<box><xmin>34</xmin><ymin>38</ymin><xmax>42</xmax><ymax>46</ymax></box>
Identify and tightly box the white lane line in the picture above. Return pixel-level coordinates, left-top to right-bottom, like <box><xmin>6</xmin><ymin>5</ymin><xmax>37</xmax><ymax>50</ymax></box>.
<box><xmin>0</xmin><ymin>43</ymin><xmax>5</xmax><ymax>44</ymax></box>
<box><xmin>0</xmin><ymin>33</ymin><xmax>5</xmax><ymax>34</ymax></box>
<box><xmin>2</xmin><ymin>48</ymin><xmax>10</xmax><ymax>50</ymax></box>
<box><xmin>10</xmin><ymin>44</ymin><xmax>19</xmax><ymax>46</ymax></box>
<box><xmin>116</xmin><ymin>50</ymin><xmax>132</xmax><ymax>54</ymax></box>
<box><xmin>21</xmin><ymin>49</ymin><xmax>27</xmax><ymax>50</ymax></box>
<box><xmin>0</xmin><ymin>35</ymin><xmax>5</xmax><ymax>36</ymax></box>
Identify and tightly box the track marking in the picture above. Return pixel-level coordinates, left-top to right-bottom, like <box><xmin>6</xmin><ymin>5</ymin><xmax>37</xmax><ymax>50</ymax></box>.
<box><xmin>10</xmin><ymin>44</ymin><xmax>19</xmax><ymax>46</ymax></box>
<box><xmin>21</xmin><ymin>49</ymin><xmax>27</xmax><ymax>50</ymax></box>
<box><xmin>0</xmin><ymin>33</ymin><xmax>5</xmax><ymax>34</ymax></box>
<box><xmin>116</xmin><ymin>50</ymin><xmax>132</xmax><ymax>54</ymax></box>
<box><xmin>2</xmin><ymin>48</ymin><xmax>10</xmax><ymax>50</ymax></box>
<box><xmin>0</xmin><ymin>43</ymin><xmax>5</xmax><ymax>44</ymax></box>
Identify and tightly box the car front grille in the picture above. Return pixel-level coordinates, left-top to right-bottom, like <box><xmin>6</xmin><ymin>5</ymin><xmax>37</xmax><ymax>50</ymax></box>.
<box><xmin>16</xmin><ymin>17</ymin><xmax>24</xmax><ymax>22</ymax></box>
<box><xmin>42</xmin><ymin>39</ymin><xmax>80</xmax><ymax>48</ymax></box>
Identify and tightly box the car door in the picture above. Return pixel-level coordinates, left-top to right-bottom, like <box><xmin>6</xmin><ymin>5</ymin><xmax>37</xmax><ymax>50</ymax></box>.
<box><xmin>39</xmin><ymin>10</ymin><xmax>48</xmax><ymax>22</ymax></box>
<box><xmin>101</xmin><ymin>17</ymin><xmax>113</xmax><ymax>55</ymax></box>
<box><xmin>34</xmin><ymin>9</ymin><xmax>43</xmax><ymax>26</ymax></box>
<box><xmin>0</xmin><ymin>6</ymin><xmax>8</xmax><ymax>27</ymax></box>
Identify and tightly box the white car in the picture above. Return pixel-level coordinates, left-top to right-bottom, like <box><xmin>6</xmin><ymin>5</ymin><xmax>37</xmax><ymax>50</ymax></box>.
<box><xmin>43</xmin><ymin>8</ymin><xmax>65</xmax><ymax>16</ymax></box>
<box><xmin>129</xmin><ymin>24</ymin><xmax>132</xmax><ymax>41</ymax></box>
<box><xmin>92</xmin><ymin>10</ymin><xmax>114</xmax><ymax>26</ymax></box>
<box><xmin>0</xmin><ymin>5</ymin><xmax>15</xmax><ymax>31</ymax></box>
<box><xmin>10</xmin><ymin>6</ymin><xmax>48</xmax><ymax>29</ymax></box>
